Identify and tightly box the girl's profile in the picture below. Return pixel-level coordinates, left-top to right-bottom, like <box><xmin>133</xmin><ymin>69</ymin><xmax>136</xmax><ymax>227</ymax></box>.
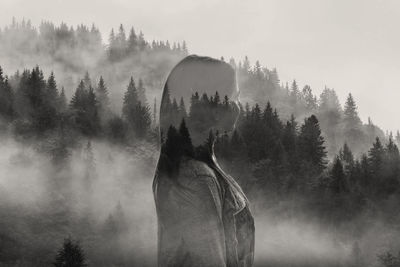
<box><xmin>153</xmin><ymin>55</ymin><xmax>255</xmax><ymax>267</ymax></box>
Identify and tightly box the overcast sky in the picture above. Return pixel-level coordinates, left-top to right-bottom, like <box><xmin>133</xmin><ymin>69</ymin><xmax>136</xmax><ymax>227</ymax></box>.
<box><xmin>1</xmin><ymin>0</ymin><xmax>399</xmax><ymax>132</ymax></box>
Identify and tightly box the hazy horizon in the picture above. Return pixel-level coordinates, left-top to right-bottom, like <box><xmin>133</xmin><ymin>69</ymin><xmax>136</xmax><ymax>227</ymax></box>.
<box><xmin>1</xmin><ymin>0</ymin><xmax>399</xmax><ymax>133</ymax></box>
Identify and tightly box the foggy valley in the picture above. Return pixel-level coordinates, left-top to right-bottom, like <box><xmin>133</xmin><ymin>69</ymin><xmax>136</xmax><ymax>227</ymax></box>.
<box><xmin>0</xmin><ymin>18</ymin><xmax>400</xmax><ymax>267</ymax></box>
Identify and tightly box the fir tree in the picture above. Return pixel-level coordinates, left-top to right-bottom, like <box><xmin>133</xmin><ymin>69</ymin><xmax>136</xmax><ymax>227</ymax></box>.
<box><xmin>126</xmin><ymin>102</ymin><xmax>151</xmax><ymax>138</ymax></box>
<box><xmin>344</xmin><ymin>93</ymin><xmax>362</xmax><ymax>126</ymax></box>
<box><xmin>368</xmin><ymin>137</ymin><xmax>384</xmax><ymax>177</ymax></box>
<box><xmin>179</xmin><ymin>118</ymin><xmax>194</xmax><ymax>157</ymax></box>
<box><xmin>46</xmin><ymin>71</ymin><xmax>59</xmax><ymax>108</ymax></box>
<box><xmin>127</xmin><ymin>27</ymin><xmax>137</xmax><ymax>53</ymax></box>
<box><xmin>330</xmin><ymin>156</ymin><xmax>348</xmax><ymax>194</ymax></box>
<box><xmin>122</xmin><ymin>77</ymin><xmax>138</xmax><ymax>118</ymax></box>
<box><xmin>343</xmin><ymin>93</ymin><xmax>364</xmax><ymax>152</ymax></box>
<box><xmin>96</xmin><ymin>76</ymin><xmax>110</xmax><ymax>121</ymax></box>
<box><xmin>53</xmin><ymin>238</ymin><xmax>87</xmax><ymax>267</ymax></box>
<box><xmin>0</xmin><ymin>66</ymin><xmax>14</xmax><ymax>120</ymax></box>
<box><xmin>302</xmin><ymin>85</ymin><xmax>317</xmax><ymax>111</ymax></box>
<box><xmin>298</xmin><ymin>115</ymin><xmax>327</xmax><ymax>172</ymax></box>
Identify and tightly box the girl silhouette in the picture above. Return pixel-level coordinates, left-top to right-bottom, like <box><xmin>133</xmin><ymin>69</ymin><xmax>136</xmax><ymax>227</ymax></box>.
<box><xmin>153</xmin><ymin>55</ymin><xmax>254</xmax><ymax>267</ymax></box>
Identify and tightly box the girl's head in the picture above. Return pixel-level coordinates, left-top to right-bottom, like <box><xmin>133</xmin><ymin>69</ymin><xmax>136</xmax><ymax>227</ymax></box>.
<box><xmin>160</xmin><ymin>55</ymin><xmax>240</xmax><ymax>147</ymax></box>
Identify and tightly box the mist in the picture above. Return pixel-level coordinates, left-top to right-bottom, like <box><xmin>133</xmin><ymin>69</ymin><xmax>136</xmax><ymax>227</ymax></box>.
<box><xmin>1</xmin><ymin>129</ymin><xmax>399</xmax><ymax>266</ymax></box>
<box><xmin>1</xmin><ymin>16</ymin><xmax>400</xmax><ymax>267</ymax></box>
<box><xmin>0</xmin><ymin>134</ymin><xmax>158</xmax><ymax>266</ymax></box>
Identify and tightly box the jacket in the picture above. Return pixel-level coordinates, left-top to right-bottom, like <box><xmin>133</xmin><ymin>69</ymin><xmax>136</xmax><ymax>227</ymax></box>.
<box><xmin>153</xmin><ymin>157</ymin><xmax>254</xmax><ymax>267</ymax></box>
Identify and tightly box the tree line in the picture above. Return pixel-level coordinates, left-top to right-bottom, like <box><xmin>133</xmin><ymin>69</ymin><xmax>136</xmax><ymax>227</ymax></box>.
<box><xmin>157</xmin><ymin>89</ymin><xmax>400</xmax><ymax>226</ymax></box>
<box><xmin>230</xmin><ymin>57</ymin><xmax>388</xmax><ymax>157</ymax></box>
<box><xmin>0</xmin><ymin>65</ymin><xmax>153</xmax><ymax>150</ymax></box>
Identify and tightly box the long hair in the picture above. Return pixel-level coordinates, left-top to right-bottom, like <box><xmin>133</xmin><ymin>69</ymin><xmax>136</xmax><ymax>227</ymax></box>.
<box><xmin>155</xmin><ymin>55</ymin><xmax>247</xmax><ymax>212</ymax></box>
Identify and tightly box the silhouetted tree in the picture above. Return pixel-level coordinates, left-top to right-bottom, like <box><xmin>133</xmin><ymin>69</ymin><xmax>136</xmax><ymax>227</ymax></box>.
<box><xmin>179</xmin><ymin>118</ymin><xmax>194</xmax><ymax>157</ymax></box>
<box><xmin>298</xmin><ymin>115</ymin><xmax>327</xmax><ymax>173</ymax></box>
<box><xmin>0</xmin><ymin>66</ymin><xmax>14</xmax><ymax>120</ymax></box>
<box><xmin>53</xmin><ymin>238</ymin><xmax>87</xmax><ymax>267</ymax></box>
<box><xmin>330</xmin><ymin>157</ymin><xmax>348</xmax><ymax>194</ymax></box>
<box><xmin>96</xmin><ymin>76</ymin><xmax>110</xmax><ymax>122</ymax></box>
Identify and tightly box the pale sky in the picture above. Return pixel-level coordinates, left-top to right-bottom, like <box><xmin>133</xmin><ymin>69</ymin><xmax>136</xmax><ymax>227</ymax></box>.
<box><xmin>1</xmin><ymin>0</ymin><xmax>400</xmax><ymax>132</ymax></box>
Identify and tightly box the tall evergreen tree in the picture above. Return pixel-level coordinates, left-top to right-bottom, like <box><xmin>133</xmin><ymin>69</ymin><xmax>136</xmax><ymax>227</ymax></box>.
<box><xmin>339</xmin><ymin>143</ymin><xmax>355</xmax><ymax>175</ymax></box>
<box><xmin>368</xmin><ymin>137</ymin><xmax>384</xmax><ymax>178</ymax></box>
<box><xmin>298</xmin><ymin>115</ymin><xmax>327</xmax><ymax>173</ymax></box>
<box><xmin>343</xmin><ymin>93</ymin><xmax>362</xmax><ymax>126</ymax></box>
<box><xmin>53</xmin><ymin>238</ymin><xmax>87</xmax><ymax>267</ymax></box>
<box><xmin>46</xmin><ymin>71</ymin><xmax>59</xmax><ymax>109</ymax></box>
<box><xmin>70</xmin><ymin>80</ymin><xmax>99</xmax><ymax>135</ymax></box>
<box><xmin>0</xmin><ymin>66</ymin><xmax>14</xmax><ymax>120</ymax></box>
<box><xmin>343</xmin><ymin>93</ymin><xmax>364</xmax><ymax>152</ymax></box>
<box><xmin>127</xmin><ymin>27</ymin><xmax>137</xmax><ymax>53</ymax></box>
<box><xmin>96</xmin><ymin>76</ymin><xmax>110</xmax><ymax>121</ymax></box>
<box><xmin>122</xmin><ymin>77</ymin><xmax>138</xmax><ymax>118</ymax></box>
<box><xmin>302</xmin><ymin>85</ymin><xmax>317</xmax><ymax>112</ymax></box>
<box><xmin>330</xmin><ymin>156</ymin><xmax>348</xmax><ymax>194</ymax></box>
<box><xmin>179</xmin><ymin>118</ymin><xmax>194</xmax><ymax>157</ymax></box>
<box><xmin>122</xmin><ymin>79</ymin><xmax>151</xmax><ymax>138</ymax></box>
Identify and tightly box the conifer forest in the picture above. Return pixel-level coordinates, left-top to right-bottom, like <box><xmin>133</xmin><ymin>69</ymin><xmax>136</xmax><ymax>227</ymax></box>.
<box><xmin>0</xmin><ymin>18</ymin><xmax>400</xmax><ymax>267</ymax></box>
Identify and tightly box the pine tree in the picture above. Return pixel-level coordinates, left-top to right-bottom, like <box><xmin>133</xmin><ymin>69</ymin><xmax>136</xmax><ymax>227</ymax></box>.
<box><xmin>339</xmin><ymin>143</ymin><xmax>354</xmax><ymax>175</ymax></box>
<box><xmin>162</xmin><ymin>125</ymin><xmax>183</xmax><ymax>174</ymax></box>
<box><xmin>53</xmin><ymin>238</ymin><xmax>87</xmax><ymax>267</ymax></box>
<box><xmin>298</xmin><ymin>115</ymin><xmax>327</xmax><ymax>172</ymax></box>
<box><xmin>127</xmin><ymin>27</ymin><xmax>137</xmax><ymax>53</ymax></box>
<box><xmin>0</xmin><ymin>66</ymin><xmax>14</xmax><ymax>120</ymax></box>
<box><xmin>70</xmin><ymin>80</ymin><xmax>86</xmax><ymax>109</ymax></box>
<box><xmin>344</xmin><ymin>93</ymin><xmax>362</xmax><ymax>126</ymax></box>
<box><xmin>122</xmin><ymin>77</ymin><xmax>138</xmax><ymax>118</ymax></box>
<box><xmin>179</xmin><ymin>118</ymin><xmax>194</xmax><ymax>157</ymax></box>
<box><xmin>290</xmin><ymin>80</ymin><xmax>300</xmax><ymax>106</ymax></box>
<box><xmin>96</xmin><ymin>76</ymin><xmax>110</xmax><ymax>121</ymax></box>
<box><xmin>116</xmin><ymin>24</ymin><xmax>127</xmax><ymax>51</ymax></box>
<box><xmin>302</xmin><ymin>85</ymin><xmax>317</xmax><ymax>111</ymax></box>
<box><xmin>27</xmin><ymin>66</ymin><xmax>57</xmax><ymax>132</ymax></box>
<box><xmin>108</xmin><ymin>28</ymin><xmax>116</xmax><ymax>59</ymax></box>
<box><xmin>368</xmin><ymin>137</ymin><xmax>384</xmax><ymax>177</ymax></box>
<box><xmin>70</xmin><ymin>80</ymin><xmax>99</xmax><ymax>136</ymax></box>
<box><xmin>138</xmin><ymin>31</ymin><xmax>147</xmax><ymax>51</ymax></box>
<box><xmin>317</xmin><ymin>87</ymin><xmax>342</xmax><ymax>154</ymax></box>
<box><xmin>330</xmin><ymin>156</ymin><xmax>348</xmax><ymax>194</ymax></box>
<box><xmin>343</xmin><ymin>93</ymin><xmax>364</xmax><ymax>152</ymax></box>
<box><xmin>125</xmin><ymin>101</ymin><xmax>151</xmax><ymax>138</ymax></box>
<box><xmin>282</xmin><ymin>115</ymin><xmax>298</xmax><ymax>156</ymax></box>
<box><xmin>46</xmin><ymin>71</ymin><xmax>59</xmax><ymax>109</ymax></box>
